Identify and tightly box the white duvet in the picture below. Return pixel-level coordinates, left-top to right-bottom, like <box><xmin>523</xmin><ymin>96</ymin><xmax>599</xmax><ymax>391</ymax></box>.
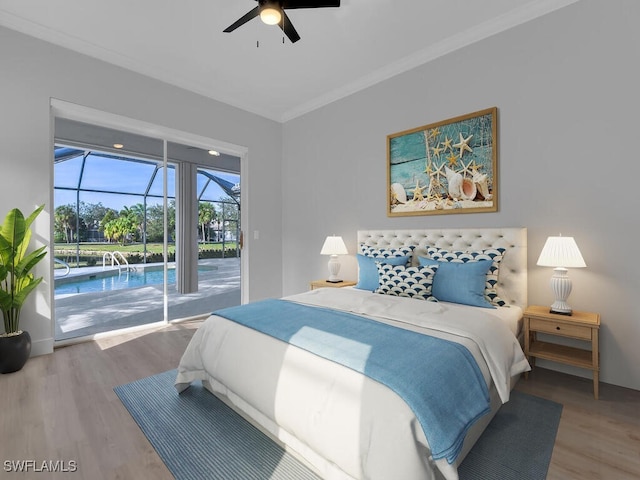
<box><xmin>176</xmin><ymin>288</ymin><xmax>530</xmax><ymax>480</ymax></box>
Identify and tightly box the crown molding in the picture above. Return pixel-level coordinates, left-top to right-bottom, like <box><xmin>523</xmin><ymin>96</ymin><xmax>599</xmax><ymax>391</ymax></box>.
<box><xmin>280</xmin><ymin>0</ymin><xmax>580</xmax><ymax>122</ymax></box>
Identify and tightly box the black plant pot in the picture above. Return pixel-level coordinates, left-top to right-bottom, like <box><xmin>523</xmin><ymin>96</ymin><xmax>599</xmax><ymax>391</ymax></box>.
<box><xmin>0</xmin><ymin>331</ymin><xmax>32</xmax><ymax>374</ymax></box>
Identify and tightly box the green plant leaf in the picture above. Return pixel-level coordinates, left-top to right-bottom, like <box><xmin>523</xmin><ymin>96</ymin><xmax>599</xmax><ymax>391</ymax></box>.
<box><xmin>24</xmin><ymin>204</ymin><xmax>44</xmax><ymax>229</ymax></box>
<box><xmin>15</xmin><ymin>247</ymin><xmax>47</xmax><ymax>278</ymax></box>
<box><xmin>0</xmin><ymin>208</ymin><xmax>26</xmax><ymax>254</ymax></box>
<box><xmin>12</xmin><ymin>276</ymin><xmax>43</xmax><ymax>307</ymax></box>
<box><xmin>0</xmin><ymin>289</ymin><xmax>12</xmax><ymax>311</ymax></box>
<box><xmin>15</xmin><ymin>227</ymin><xmax>30</xmax><ymax>267</ymax></box>
<box><xmin>0</xmin><ymin>205</ymin><xmax>46</xmax><ymax>333</ymax></box>
<box><xmin>0</xmin><ymin>228</ymin><xmax>13</xmax><ymax>268</ymax></box>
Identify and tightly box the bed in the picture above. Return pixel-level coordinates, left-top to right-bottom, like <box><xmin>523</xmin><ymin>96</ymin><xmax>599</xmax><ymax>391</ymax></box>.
<box><xmin>176</xmin><ymin>227</ymin><xmax>530</xmax><ymax>480</ymax></box>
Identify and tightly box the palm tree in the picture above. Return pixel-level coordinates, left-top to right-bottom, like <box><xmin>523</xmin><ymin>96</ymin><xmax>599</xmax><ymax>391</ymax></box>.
<box><xmin>128</xmin><ymin>203</ymin><xmax>147</xmax><ymax>241</ymax></box>
<box><xmin>198</xmin><ymin>202</ymin><xmax>216</xmax><ymax>242</ymax></box>
<box><xmin>54</xmin><ymin>204</ymin><xmax>76</xmax><ymax>243</ymax></box>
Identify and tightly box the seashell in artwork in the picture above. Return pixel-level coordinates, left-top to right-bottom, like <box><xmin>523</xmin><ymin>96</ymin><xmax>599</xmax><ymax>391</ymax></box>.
<box><xmin>445</xmin><ymin>167</ymin><xmax>463</xmax><ymax>200</ymax></box>
<box><xmin>461</xmin><ymin>177</ymin><xmax>477</xmax><ymax>200</ymax></box>
<box><xmin>473</xmin><ymin>172</ymin><xmax>493</xmax><ymax>201</ymax></box>
<box><xmin>390</xmin><ymin>183</ymin><xmax>407</xmax><ymax>204</ymax></box>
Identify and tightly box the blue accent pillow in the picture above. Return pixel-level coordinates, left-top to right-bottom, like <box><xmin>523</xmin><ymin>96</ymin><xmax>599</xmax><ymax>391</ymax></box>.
<box><xmin>418</xmin><ymin>256</ymin><xmax>495</xmax><ymax>308</ymax></box>
<box><xmin>355</xmin><ymin>254</ymin><xmax>410</xmax><ymax>291</ymax></box>
<box><xmin>426</xmin><ymin>246</ymin><xmax>507</xmax><ymax>306</ymax></box>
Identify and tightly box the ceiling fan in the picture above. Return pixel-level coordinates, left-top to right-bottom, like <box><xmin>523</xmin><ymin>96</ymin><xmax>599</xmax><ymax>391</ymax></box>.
<box><xmin>223</xmin><ymin>0</ymin><xmax>341</xmax><ymax>44</ymax></box>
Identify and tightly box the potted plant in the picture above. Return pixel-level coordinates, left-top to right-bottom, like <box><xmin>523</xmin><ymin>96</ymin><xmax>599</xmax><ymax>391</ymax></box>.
<box><xmin>0</xmin><ymin>205</ymin><xmax>47</xmax><ymax>373</ymax></box>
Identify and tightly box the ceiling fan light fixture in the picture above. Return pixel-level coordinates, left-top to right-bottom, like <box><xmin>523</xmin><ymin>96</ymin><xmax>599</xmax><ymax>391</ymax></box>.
<box><xmin>224</xmin><ymin>0</ymin><xmax>339</xmax><ymax>43</ymax></box>
<box><xmin>260</xmin><ymin>6</ymin><xmax>282</xmax><ymax>25</ymax></box>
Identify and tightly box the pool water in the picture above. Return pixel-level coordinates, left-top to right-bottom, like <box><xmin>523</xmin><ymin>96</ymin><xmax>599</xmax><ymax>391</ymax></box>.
<box><xmin>55</xmin><ymin>268</ymin><xmax>211</xmax><ymax>296</ymax></box>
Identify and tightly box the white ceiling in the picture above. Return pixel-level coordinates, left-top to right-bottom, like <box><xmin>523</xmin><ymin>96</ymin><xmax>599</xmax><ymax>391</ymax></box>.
<box><xmin>0</xmin><ymin>0</ymin><xmax>576</xmax><ymax>122</ymax></box>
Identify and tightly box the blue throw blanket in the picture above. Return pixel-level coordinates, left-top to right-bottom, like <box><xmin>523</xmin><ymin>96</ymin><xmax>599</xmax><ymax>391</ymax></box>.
<box><xmin>214</xmin><ymin>299</ymin><xmax>490</xmax><ymax>464</ymax></box>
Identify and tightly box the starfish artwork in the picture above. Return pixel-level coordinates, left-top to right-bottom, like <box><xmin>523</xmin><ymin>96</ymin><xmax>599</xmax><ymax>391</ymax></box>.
<box><xmin>441</xmin><ymin>136</ymin><xmax>453</xmax><ymax>152</ymax></box>
<box><xmin>387</xmin><ymin>107</ymin><xmax>497</xmax><ymax>216</ymax></box>
<box><xmin>431</xmin><ymin>144</ymin><xmax>444</xmax><ymax>158</ymax></box>
<box><xmin>459</xmin><ymin>158</ymin><xmax>477</xmax><ymax>177</ymax></box>
<box><xmin>409</xmin><ymin>179</ymin><xmax>427</xmax><ymax>202</ymax></box>
<box><xmin>453</xmin><ymin>133</ymin><xmax>473</xmax><ymax>159</ymax></box>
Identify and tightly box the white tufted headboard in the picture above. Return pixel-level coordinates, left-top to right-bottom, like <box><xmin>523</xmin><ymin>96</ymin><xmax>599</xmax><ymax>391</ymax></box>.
<box><xmin>357</xmin><ymin>228</ymin><xmax>528</xmax><ymax>309</ymax></box>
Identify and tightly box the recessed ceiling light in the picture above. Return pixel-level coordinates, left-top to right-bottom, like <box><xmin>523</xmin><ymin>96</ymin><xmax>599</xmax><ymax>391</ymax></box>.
<box><xmin>113</xmin><ymin>143</ymin><xmax>124</xmax><ymax>149</ymax></box>
<box><xmin>208</xmin><ymin>150</ymin><xmax>220</xmax><ymax>156</ymax></box>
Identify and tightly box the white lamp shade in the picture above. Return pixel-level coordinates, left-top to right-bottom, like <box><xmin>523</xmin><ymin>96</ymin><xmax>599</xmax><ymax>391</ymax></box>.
<box><xmin>320</xmin><ymin>236</ymin><xmax>348</xmax><ymax>255</ymax></box>
<box><xmin>536</xmin><ymin>236</ymin><xmax>586</xmax><ymax>268</ymax></box>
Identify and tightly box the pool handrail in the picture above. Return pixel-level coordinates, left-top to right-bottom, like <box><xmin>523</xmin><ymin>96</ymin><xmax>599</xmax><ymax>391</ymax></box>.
<box><xmin>102</xmin><ymin>251</ymin><xmax>131</xmax><ymax>273</ymax></box>
<box><xmin>54</xmin><ymin>258</ymin><xmax>71</xmax><ymax>277</ymax></box>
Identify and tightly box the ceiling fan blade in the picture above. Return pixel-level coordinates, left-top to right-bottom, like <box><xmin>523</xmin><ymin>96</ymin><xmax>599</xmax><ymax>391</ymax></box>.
<box><xmin>223</xmin><ymin>6</ymin><xmax>260</xmax><ymax>33</ymax></box>
<box><xmin>282</xmin><ymin>0</ymin><xmax>340</xmax><ymax>9</ymax></box>
<box><xmin>279</xmin><ymin>12</ymin><xmax>301</xmax><ymax>43</ymax></box>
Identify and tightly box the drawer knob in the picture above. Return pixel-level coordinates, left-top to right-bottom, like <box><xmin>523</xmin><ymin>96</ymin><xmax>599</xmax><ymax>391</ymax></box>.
<box><xmin>556</xmin><ymin>326</ymin><xmax>561</xmax><ymax>330</ymax></box>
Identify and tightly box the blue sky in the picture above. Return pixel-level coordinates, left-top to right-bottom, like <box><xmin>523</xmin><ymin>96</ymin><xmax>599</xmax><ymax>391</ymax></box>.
<box><xmin>54</xmin><ymin>151</ymin><xmax>239</xmax><ymax>212</ymax></box>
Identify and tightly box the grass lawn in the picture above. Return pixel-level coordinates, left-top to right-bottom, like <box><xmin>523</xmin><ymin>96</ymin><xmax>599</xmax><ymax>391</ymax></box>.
<box><xmin>54</xmin><ymin>242</ymin><xmax>237</xmax><ymax>253</ymax></box>
<box><xmin>53</xmin><ymin>242</ymin><xmax>239</xmax><ymax>268</ymax></box>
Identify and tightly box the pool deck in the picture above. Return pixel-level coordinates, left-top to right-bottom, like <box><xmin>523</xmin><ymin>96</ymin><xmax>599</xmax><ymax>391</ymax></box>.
<box><xmin>54</xmin><ymin>258</ymin><xmax>241</xmax><ymax>341</ymax></box>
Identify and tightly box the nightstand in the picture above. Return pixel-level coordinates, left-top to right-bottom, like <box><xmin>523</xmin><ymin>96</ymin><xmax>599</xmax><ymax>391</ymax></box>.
<box><xmin>310</xmin><ymin>279</ymin><xmax>357</xmax><ymax>290</ymax></box>
<box><xmin>524</xmin><ymin>305</ymin><xmax>600</xmax><ymax>399</ymax></box>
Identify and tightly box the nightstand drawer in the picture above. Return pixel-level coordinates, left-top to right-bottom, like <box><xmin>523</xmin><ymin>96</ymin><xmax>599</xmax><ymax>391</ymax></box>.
<box><xmin>530</xmin><ymin>318</ymin><xmax>592</xmax><ymax>340</ymax></box>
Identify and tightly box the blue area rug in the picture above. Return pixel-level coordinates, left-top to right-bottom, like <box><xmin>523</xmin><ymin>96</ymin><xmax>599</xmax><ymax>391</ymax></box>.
<box><xmin>115</xmin><ymin>370</ymin><xmax>562</xmax><ymax>480</ymax></box>
<box><xmin>459</xmin><ymin>389</ymin><xmax>562</xmax><ymax>480</ymax></box>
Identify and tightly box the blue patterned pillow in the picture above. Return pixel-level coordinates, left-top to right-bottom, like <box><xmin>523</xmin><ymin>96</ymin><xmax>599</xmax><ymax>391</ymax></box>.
<box><xmin>426</xmin><ymin>246</ymin><xmax>506</xmax><ymax>306</ymax></box>
<box><xmin>359</xmin><ymin>244</ymin><xmax>416</xmax><ymax>260</ymax></box>
<box><xmin>375</xmin><ymin>263</ymin><xmax>439</xmax><ymax>301</ymax></box>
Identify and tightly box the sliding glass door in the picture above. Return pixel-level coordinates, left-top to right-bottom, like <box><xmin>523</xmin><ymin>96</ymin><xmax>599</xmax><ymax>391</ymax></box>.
<box><xmin>53</xmin><ymin>121</ymin><xmax>241</xmax><ymax>341</ymax></box>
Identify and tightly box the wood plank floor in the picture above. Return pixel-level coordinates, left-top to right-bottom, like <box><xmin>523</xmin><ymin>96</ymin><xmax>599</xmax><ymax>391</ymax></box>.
<box><xmin>1</xmin><ymin>321</ymin><xmax>638</xmax><ymax>480</ymax></box>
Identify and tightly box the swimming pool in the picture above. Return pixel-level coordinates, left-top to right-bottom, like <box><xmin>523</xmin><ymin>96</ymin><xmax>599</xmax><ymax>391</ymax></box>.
<box><xmin>55</xmin><ymin>267</ymin><xmax>214</xmax><ymax>296</ymax></box>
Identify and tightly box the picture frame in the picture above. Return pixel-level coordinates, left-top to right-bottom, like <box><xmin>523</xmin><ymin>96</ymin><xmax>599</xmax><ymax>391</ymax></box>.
<box><xmin>387</xmin><ymin>107</ymin><xmax>498</xmax><ymax>217</ymax></box>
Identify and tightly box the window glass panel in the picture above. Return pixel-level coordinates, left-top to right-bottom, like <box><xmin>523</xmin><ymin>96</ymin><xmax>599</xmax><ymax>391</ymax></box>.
<box><xmin>148</xmin><ymin>164</ymin><xmax>176</xmax><ymax>198</ymax></box>
<box><xmin>80</xmin><ymin>154</ymin><xmax>158</xmax><ymax>194</ymax></box>
<box><xmin>198</xmin><ymin>170</ymin><xmax>240</xmax><ymax>202</ymax></box>
<box><xmin>54</xmin><ymin>154</ymin><xmax>84</xmax><ymax>189</ymax></box>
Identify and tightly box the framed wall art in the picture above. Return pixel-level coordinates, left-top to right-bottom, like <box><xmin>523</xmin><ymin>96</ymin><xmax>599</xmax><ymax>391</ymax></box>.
<box><xmin>387</xmin><ymin>107</ymin><xmax>498</xmax><ymax>217</ymax></box>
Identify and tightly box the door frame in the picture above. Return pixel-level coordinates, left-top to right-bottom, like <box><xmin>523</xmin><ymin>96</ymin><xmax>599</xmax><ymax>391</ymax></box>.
<box><xmin>50</xmin><ymin>99</ymin><xmax>249</xmax><ymax>338</ymax></box>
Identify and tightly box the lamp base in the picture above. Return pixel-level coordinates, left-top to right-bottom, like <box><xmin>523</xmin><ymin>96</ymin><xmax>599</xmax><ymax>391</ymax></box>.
<box><xmin>548</xmin><ymin>267</ymin><xmax>573</xmax><ymax>316</ymax></box>
<box><xmin>326</xmin><ymin>255</ymin><xmax>342</xmax><ymax>284</ymax></box>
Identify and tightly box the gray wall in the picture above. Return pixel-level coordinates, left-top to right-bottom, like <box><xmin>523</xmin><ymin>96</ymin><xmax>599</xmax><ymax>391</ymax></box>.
<box><xmin>0</xmin><ymin>26</ymin><xmax>283</xmax><ymax>355</ymax></box>
<box><xmin>282</xmin><ymin>0</ymin><xmax>640</xmax><ymax>391</ymax></box>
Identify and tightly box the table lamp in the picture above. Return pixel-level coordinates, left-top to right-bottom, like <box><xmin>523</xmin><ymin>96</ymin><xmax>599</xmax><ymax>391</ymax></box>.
<box><xmin>536</xmin><ymin>235</ymin><xmax>586</xmax><ymax>315</ymax></box>
<box><xmin>320</xmin><ymin>235</ymin><xmax>348</xmax><ymax>283</ymax></box>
